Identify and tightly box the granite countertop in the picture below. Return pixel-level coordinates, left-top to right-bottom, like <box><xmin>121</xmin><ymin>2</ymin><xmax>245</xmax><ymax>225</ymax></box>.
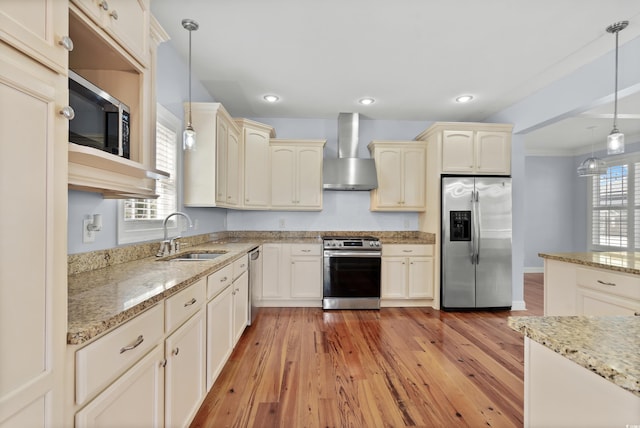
<box><xmin>68</xmin><ymin>241</ymin><xmax>258</xmax><ymax>345</ymax></box>
<box><xmin>68</xmin><ymin>231</ymin><xmax>436</xmax><ymax>346</ymax></box>
<box><xmin>508</xmin><ymin>315</ymin><xmax>640</xmax><ymax>397</ymax></box>
<box><xmin>539</xmin><ymin>251</ymin><xmax>640</xmax><ymax>275</ymax></box>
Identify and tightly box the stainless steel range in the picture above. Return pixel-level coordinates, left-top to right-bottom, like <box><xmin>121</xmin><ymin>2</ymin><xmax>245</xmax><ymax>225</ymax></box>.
<box><xmin>322</xmin><ymin>236</ymin><xmax>382</xmax><ymax>310</ymax></box>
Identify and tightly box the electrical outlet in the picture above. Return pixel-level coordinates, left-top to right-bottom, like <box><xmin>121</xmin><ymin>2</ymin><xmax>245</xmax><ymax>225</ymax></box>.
<box><xmin>83</xmin><ymin>219</ymin><xmax>95</xmax><ymax>243</ymax></box>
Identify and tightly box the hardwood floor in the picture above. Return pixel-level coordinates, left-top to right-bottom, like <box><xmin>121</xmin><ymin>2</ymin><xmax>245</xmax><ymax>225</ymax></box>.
<box><xmin>191</xmin><ymin>274</ymin><xmax>543</xmax><ymax>428</ymax></box>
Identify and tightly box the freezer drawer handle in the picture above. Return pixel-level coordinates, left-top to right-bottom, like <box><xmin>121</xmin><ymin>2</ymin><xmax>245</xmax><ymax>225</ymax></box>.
<box><xmin>596</xmin><ymin>280</ymin><xmax>616</xmax><ymax>286</ymax></box>
<box><xmin>120</xmin><ymin>335</ymin><xmax>144</xmax><ymax>354</ymax></box>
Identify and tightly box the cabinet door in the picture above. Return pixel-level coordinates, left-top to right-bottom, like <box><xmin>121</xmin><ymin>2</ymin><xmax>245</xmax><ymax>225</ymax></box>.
<box><xmin>290</xmin><ymin>256</ymin><xmax>322</xmax><ymax>298</ymax></box>
<box><xmin>165</xmin><ymin>310</ymin><xmax>206</xmax><ymax>428</ymax></box>
<box><xmin>206</xmin><ymin>285</ymin><xmax>233</xmax><ymax>390</ymax></box>
<box><xmin>401</xmin><ymin>147</ymin><xmax>426</xmax><ymax>209</ymax></box>
<box><xmin>296</xmin><ymin>146</ymin><xmax>323</xmax><ymax>208</ymax></box>
<box><xmin>381</xmin><ymin>258</ymin><xmax>407</xmax><ymax>298</ymax></box>
<box><xmin>442</xmin><ymin>130</ymin><xmax>474</xmax><ymax>172</ymax></box>
<box><xmin>374</xmin><ymin>147</ymin><xmax>402</xmax><ymax>207</ymax></box>
<box><xmin>0</xmin><ymin>50</ymin><xmax>67</xmax><ymax>427</ymax></box>
<box><xmin>0</xmin><ymin>0</ymin><xmax>69</xmax><ymax>73</ymax></box>
<box><xmin>74</xmin><ymin>346</ymin><xmax>164</xmax><ymax>428</ymax></box>
<box><xmin>408</xmin><ymin>257</ymin><xmax>434</xmax><ymax>299</ymax></box>
<box><xmin>270</xmin><ymin>145</ymin><xmax>296</xmax><ymax>207</ymax></box>
<box><xmin>104</xmin><ymin>0</ymin><xmax>148</xmax><ymax>64</ymax></box>
<box><xmin>244</xmin><ymin>128</ymin><xmax>271</xmax><ymax>208</ymax></box>
<box><xmin>475</xmin><ymin>131</ymin><xmax>510</xmax><ymax>174</ymax></box>
<box><xmin>216</xmin><ymin>116</ymin><xmax>229</xmax><ymax>204</ymax></box>
<box><xmin>225</xmin><ymin>125</ymin><xmax>241</xmax><ymax>206</ymax></box>
<box><xmin>232</xmin><ymin>272</ymin><xmax>249</xmax><ymax>344</ymax></box>
<box><xmin>576</xmin><ymin>288</ymin><xmax>639</xmax><ymax>316</ymax></box>
<box><xmin>261</xmin><ymin>244</ymin><xmax>283</xmax><ymax>299</ymax></box>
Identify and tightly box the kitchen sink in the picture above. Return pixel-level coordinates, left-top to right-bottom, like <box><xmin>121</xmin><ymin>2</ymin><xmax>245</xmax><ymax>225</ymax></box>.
<box><xmin>162</xmin><ymin>251</ymin><xmax>227</xmax><ymax>261</ymax></box>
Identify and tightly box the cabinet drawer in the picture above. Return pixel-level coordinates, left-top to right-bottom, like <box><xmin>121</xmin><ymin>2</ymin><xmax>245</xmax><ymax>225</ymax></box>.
<box><xmin>165</xmin><ymin>278</ymin><xmax>206</xmax><ymax>333</ymax></box>
<box><xmin>207</xmin><ymin>264</ymin><xmax>233</xmax><ymax>299</ymax></box>
<box><xmin>75</xmin><ymin>304</ymin><xmax>163</xmax><ymax>405</ymax></box>
<box><xmin>383</xmin><ymin>245</ymin><xmax>433</xmax><ymax>257</ymax></box>
<box><xmin>576</xmin><ymin>267</ymin><xmax>640</xmax><ymax>301</ymax></box>
<box><xmin>233</xmin><ymin>255</ymin><xmax>248</xmax><ymax>280</ymax></box>
<box><xmin>290</xmin><ymin>244</ymin><xmax>321</xmax><ymax>256</ymax></box>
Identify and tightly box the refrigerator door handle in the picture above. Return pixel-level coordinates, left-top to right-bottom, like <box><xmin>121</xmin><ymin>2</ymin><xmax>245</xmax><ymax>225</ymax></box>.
<box><xmin>470</xmin><ymin>190</ymin><xmax>477</xmax><ymax>264</ymax></box>
<box><xmin>475</xmin><ymin>191</ymin><xmax>481</xmax><ymax>264</ymax></box>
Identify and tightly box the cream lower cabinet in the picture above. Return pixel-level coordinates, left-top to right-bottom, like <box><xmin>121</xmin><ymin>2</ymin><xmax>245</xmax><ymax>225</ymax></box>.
<box><xmin>270</xmin><ymin>140</ymin><xmax>325</xmax><ymax>210</ymax></box>
<box><xmin>260</xmin><ymin>243</ymin><xmax>323</xmax><ymax>306</ymax></box>
<box><xmin>381</xmin><ymin>245</ymin><xmax>434</xmax><ymax>306</ymax></box>
<box><xmin>206</xmin><ymin>285</ymin><xmax>233</xmax><ymax>391</ymax></box>
<box><xmin>164</xmin><ymin>309</ymin><xmax>206</xmax><ymax>428</ymax></box>
<box><xmin>75</xmin><ymin>346</ymin><xmax>164</xmax><ymax>427</ymax></box>
<box><xmin>0</xmin><ymin>34</ymin><xmax>68</xmax><ymax>427</ymax></box>
<box><xmin>232</xmin><ymin>271</ymin><xmax>249</xmax><ymax>344</ymax></box>
<box><xmin>544</xmin><ymin>259</ymin><xmax>640</xmax><ymax>316</ymax></box>
<box><xmin>368</xmin><ymin>141</ymin><xmax>427</xmax><ymax>211</ymax></box>
<box><xmin>216</xmin><ymin>117</ymin><xmax>242</xmax><ymax>207</ymax></box>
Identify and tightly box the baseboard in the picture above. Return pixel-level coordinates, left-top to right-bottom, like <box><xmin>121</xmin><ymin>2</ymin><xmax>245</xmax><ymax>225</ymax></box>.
<box><xmin>511</xmin><ymin>300</ymin><xmax>527</xmax><ymax>311</ymax></box>
<box><xmin>524</xmin><ymin>267</ymin><xmax>544</xmax><ymax>273</ymax></box>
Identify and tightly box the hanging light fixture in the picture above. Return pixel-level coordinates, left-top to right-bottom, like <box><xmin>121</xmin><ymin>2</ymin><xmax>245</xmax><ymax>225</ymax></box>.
<box><xmin>578</xmin><ymin>126</ymin><xmax>606</xmax><ymax>177</ymax></box>
<box><xmin>605</xmin><ymin>21</ymin><xmax>628</xmax><ymax>155</ymax></box>
<box><xmin>182</xmin><ymin>18</ymin><xmax>199</xmax><ymax>151</ymax></box>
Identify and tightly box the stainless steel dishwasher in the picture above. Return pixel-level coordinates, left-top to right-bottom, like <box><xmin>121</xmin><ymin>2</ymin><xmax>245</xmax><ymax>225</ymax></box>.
<box><xmin>248</xmin><ymin>246</ymin><xmax>262</xmax><ymax>325</ymax></box>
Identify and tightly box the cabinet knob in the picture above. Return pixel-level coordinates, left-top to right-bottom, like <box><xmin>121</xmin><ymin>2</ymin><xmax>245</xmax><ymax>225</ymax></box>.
<box><xmin>220</xmin><ymin>276</ymin><xmax>227</xmax><ymax>282</ymax></box>
<box><xmin>172</xmin><ymin>347</ymin><xmax>180</xmax><ymax>356</ymax></box>
<box><xmin>109</xmin><ymin>10</ymin><xmax>118</xmax><ymax>20</ymax></box>
<box><xmin>160</xmin><ymin>359</ymin><xmax>167</xmax><ymax>368</ymax></box>
<box><xmin>99</xmin><ymin>0</ymin><xmax>109</xmax><ymax>11</ymax></box>
<box><xmin>59</xmin><ymin>106</ymin><xmax>75</xmax><ymax>120</ymax></box>
<box><xmin>58</xmin><ymin>36</ymin><xmax>74</xmax><ymax>51</ymax></box>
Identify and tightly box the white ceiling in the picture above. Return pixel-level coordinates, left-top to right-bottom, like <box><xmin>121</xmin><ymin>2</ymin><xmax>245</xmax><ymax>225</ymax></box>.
<box><xmin>151</xmin><ymin>0</ymin><xmax>640</xmax><ymax>154</ymax></box>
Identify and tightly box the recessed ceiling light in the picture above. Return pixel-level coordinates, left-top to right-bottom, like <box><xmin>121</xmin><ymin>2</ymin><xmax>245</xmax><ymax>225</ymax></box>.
<box><xmin>455</xmin><ymin>95</ymin><xmax>474</xmax><ymax>103</ymax></box>
<box><xmin>359</xmin><ymin>97</ymin><xmax>375</xmax><ymax>105</ymax></box>
<box><xmin>263</xmin><ymin>94</ymin><xmax>279</xmax><ymax>103</ymax></box>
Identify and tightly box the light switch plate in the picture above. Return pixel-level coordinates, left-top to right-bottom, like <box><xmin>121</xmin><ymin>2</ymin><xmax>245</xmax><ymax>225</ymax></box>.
<box><xmin>83</xmin><ymin>219</ymin><xmax>95</xmax><ymax>243</ymax></box>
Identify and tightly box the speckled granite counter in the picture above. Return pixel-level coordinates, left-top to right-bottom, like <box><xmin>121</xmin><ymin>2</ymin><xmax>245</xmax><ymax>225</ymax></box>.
<box><xmin>68</xmin><ymin>230</ymin><xmax>435</xmax><ymax>345</ymax></box>
<box><xmin>539</xmin><ymin>251</ymin><xmax>639</xmax><ymax>275</ymax></box>
<box><xmin>508</xmin><ymin>315</ymin><xmax>640</xmax><ymax>397</ymax></box>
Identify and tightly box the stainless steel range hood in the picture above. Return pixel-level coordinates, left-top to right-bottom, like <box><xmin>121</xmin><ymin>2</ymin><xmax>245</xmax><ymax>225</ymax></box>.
<box><xmin>323</xmin><ymin>113</ymin><xmax>378</xmax><ymax>191</ymax></box>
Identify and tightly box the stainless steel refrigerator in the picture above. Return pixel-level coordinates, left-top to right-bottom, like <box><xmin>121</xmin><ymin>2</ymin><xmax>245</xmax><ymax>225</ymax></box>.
<box><xmin>441</xmin><ymin>176</ymin><xmax>512</xmax><ymax>310</ymax></box>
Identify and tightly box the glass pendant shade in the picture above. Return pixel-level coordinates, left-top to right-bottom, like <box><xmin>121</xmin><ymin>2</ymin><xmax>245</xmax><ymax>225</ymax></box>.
<box><xmin>577</xmin><ymin>156</ymin><xmax>606</xmax><ymax>177</ymax></box>
<box><xmin>183</xmin><ymin>125</ymin><xmax>196</xmax><ymax>151</ymax></box>
<box><xmin>606</xmin><ymin>129</ymin><xmax>624</xmax><ymax>155</ymax></box>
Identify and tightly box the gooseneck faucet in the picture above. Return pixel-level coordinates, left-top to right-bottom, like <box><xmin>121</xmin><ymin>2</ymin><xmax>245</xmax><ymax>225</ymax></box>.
<box><xmin>157</xmin><ymin>211</ymin><xmax>193</xmax><ymax>256</ymax></box>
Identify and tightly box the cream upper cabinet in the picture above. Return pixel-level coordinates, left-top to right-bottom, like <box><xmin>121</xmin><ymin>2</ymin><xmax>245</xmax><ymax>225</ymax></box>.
<box><xmin>368</xmin><ymin>141</ymin><xmax>426</xmax><ymax>211</ymax></box>
<box><xmin>0</xmin><ymin>35</ymin><xmax>68</xmax><ymax>428</ymax></box>
<box><xmin>218</xmin><ymin>120</ymin><xmax>241</xmax><ymax>207</ymax></box>
<box><xmin>235</xmin><ymin>119</ymin><xmax>275</xmax><ymax>209</ymax></box>
<box><xmin>0</xmin><ymin>0</ymin><xmax>70</xmax><ymax>74</ymax></box>
<box><xmin>440</xmin><ymin>128</ymin><xmax>511</xmax><ymax>174</ymax></box>
<box><xmin>270</xmin><ymin>139</ymin><xmax>325</xmax><ymax>210</ymax></box>
<box><xmin>381</xmin><ymin>245</ymin><xmax>434</xmax><ymax>305</ymax></box>
<box><xmin>71</xmin><ymin>0</ymin><xmax>149</xmax><ymax>65</ymax></box>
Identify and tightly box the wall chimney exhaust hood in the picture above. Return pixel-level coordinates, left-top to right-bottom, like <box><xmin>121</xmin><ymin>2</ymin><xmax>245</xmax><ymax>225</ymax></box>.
<box><xmin>323</xmin><ymin>113</ymin><xmax>378</xmax><ymax>191</ymax></box>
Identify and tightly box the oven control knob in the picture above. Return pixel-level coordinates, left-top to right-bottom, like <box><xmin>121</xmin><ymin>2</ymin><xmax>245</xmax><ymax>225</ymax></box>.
<box><xmin>375</xmin><ymin>242</ymin><xmax>380</xmax><ymax>247</ymax></box>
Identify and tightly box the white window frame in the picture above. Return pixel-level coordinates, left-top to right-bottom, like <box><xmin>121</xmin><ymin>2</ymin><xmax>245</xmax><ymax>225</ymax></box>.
<box><xmin>587</xmin><ymin>152</ymin><xmax>639</xmax><ymax>251</ymax></box>
<box><xmin>117</xmin><ymin>104</ymin><xmax>181</xmax><ymax>244</ymax></box>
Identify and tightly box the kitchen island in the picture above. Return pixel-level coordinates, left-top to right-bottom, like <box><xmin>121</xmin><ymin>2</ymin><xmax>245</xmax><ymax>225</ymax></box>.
<box><xmin>539</xmin><ymin>251</ymin><xmax>640</xmax><ymax>316</ymax></box>
<box><xmin>509</xmin><ymin>315</ymin><xmax>640</xmax><ymax>427</ymax></box>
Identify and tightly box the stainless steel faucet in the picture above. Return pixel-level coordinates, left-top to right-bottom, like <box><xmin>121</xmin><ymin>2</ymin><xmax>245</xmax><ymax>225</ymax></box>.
<box><xmin>157</xmin><ymin>211</ymin><xmax>193</xmax><ymax>257</ymax></box>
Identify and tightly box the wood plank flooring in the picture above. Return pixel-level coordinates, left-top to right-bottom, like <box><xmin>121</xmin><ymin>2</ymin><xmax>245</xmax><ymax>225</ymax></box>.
<box><xmin>191</xmin><ymin>273</ymin><xmax>543</xmax><ymax>428</ymax></box>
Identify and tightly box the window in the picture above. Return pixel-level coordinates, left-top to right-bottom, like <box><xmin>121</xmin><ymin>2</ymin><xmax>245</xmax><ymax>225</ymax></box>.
<box><xmin>589</xmin><ymin>153</ymin><xmax>639</xmax><ymax>251</ymax></box>
<box><xmin>117</xmin><ymin>104</ymin><xmax>181</xmax><ymax>244</ymax></box>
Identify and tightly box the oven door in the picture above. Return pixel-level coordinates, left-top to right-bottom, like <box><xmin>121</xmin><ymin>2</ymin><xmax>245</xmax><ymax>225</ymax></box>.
<box><xmin>323</xmin><ymin>250</ymin><xmax>381</xmax><ymax>300</ymax></box>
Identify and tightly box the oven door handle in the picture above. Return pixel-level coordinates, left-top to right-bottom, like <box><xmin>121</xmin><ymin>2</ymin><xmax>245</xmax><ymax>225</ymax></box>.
<box><xmin>323</xmin><ymin>251</ymin><xmax>382</xmax><ymax>258</ymax></box>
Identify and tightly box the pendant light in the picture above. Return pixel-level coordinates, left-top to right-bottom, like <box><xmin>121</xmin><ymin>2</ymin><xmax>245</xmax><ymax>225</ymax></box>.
<box><xmin>182</xmin><ymin>18</ymin><xmax>199</xmax><ymax>151</ymax></box>
<box><xmin>577</xmin><ymin>126</ymin><xmax>606</xmax><ymax>177</ymax></box>
<box><xmin>605</xmin><ymin>21</ymin><xmax>628</xmax><ymax>155</ymax></box>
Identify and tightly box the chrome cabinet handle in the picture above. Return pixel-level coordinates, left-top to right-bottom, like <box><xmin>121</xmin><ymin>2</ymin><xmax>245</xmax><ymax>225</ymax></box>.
<box><xmin>160</xmin><ymin>359</ymin><xmax>167</xmax><ymax>368</ymax></box>
<box><xmin>220</xmin><ymin>276</ymin><xmax>228</xmax><ymax>282</ymax></box>
<box><xmin>99</xmin><ymin>0</ymin><xmax>109</xmax><ymax>10</ymax></box>
<box><xmin>302</xmin><ymin>249</ymin><xmax>311</xmax><ymax>253</ymax></box>
<box><xmin>58</xmin><ymin>36</ymin><xmax>74</xmax><ymax>51</ymax></box>
<box><xmin>120</xmin><ymin>335</ymin><xmax>144</xmax><ymax>354</ymax></box>
<box><xmin>172</xmin><ymin>347</ymin><xmax>179</xmax><ymax>356</ymax></box>
<box><xmin>109</xmin><ymin>10</ymin><xmax>118</xmax><ymax>20</ymax></box>
<box><xmin>402</xmin><ymin>250</ymin><xmax>413</xmax><ymax>253</ymax></box>
<box><xmin>597</xmin><ymin>280</ymin><xmax>616</xmax><ymax>286</ymax></box>
<box><xmin>59</xmin><ymin>106</ymin><xmax>75</xmax><ymax>120</ymax></box>
<box><xmin>184</xmin><ymin>297</ymin><xmax>197</xmax><ymax>307</ymax></box>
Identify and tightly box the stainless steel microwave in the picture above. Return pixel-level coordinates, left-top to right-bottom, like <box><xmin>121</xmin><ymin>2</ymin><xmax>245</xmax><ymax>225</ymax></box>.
<box><xmin>68</xmin><ymin>70</ymin><xmax>130</xmax><ymax>159</ymax></box>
